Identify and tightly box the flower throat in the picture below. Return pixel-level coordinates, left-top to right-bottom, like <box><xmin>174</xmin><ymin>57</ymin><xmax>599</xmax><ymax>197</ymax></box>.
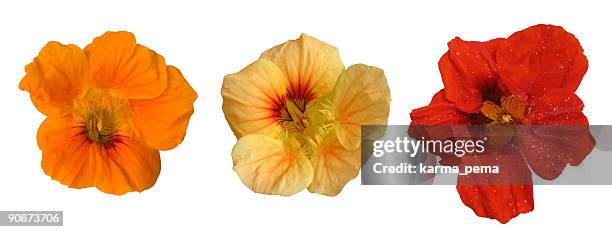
<box><xmin>75</xmin><ymin>89</ymin><xmax>129</xmax><ymax>145</ymax></box>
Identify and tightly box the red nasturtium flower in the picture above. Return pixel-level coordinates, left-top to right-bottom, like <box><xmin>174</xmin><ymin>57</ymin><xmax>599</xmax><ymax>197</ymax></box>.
<box><xmin>19</xmin><ymin>32</ymin><xmax>197</xmax><ymax>195</ymax></box>
<box><xmin>410</xmin><ymin>24</ymin><xmax>595</xmax><ymax>223</ymax></box>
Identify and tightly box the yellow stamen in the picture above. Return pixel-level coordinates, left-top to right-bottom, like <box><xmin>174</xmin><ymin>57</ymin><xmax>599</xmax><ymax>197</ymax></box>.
<box><xmin>75</xmin><ymin>89</ymin><xmax>129</xmax><ymax>145</ymax></box>
<box><xmin>501</xmin><ymin>114</ymin><xmax>512</xmax><ymax>123</ymax></box>
<box><xmin>96</xmin><ymin>118</ymin><xmax>103</xmax><ymax>131</ymax></box>
<box><xmin>282</xmin><ymin>99</ymin><xmax>310</xmax><ymax>132</ymax></box>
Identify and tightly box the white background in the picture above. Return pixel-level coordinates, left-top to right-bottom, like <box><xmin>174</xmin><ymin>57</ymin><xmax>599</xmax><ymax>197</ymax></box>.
<box><xmin>1</xmin><ymin>0</ymin><xmax>611</xmax><ymax>231</ymax></box>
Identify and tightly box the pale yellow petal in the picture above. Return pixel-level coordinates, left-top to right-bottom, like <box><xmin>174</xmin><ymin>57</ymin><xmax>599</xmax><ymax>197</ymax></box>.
<box><xmin>232</xmin><ymin>134</ymin><xmax>313</xmax><ymax>196</ymax></box>
<box><xmin>260</xmin><ymin>34</ymin><xmax>344</xmax><ymax>100</ymax></box>
<box><xmin>308</xmin><ymin>132</ymin><xmax>360</xmax><ymax>196</ymax></box>
<box><xmin>222</xmin><ymin>59</ymin><xmax>287</xmax><ymax>138</ymax></box>
<box><xmin>333</xmin><ymin>64</ymin><xmax>391</xmax><ymax>150</ymax></box>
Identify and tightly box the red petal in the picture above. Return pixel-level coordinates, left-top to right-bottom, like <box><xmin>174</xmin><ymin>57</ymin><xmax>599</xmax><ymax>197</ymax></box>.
<box><xmin>409</xmin><ymin>90</ymin><xmax>469</xmax><ymax>165</ymax></box>
<box><xmin>457</xmin><ymin>184</ymin><xmax>533</xmax><ymax>224</ymax></box>
<box><xmin>497</xmin><ymin>24</ymin><xmax>588</xmax><ymax>97</ymax></box>
<box><xmin>410</xmin><ymin>90</ymin><xmax>470</xmax><ymax>125</ymax></box>
<box><xmin>525</xmin><ymin>88</ymin><xmax>588</xmax><ymax>125</ymax></box>
<box><xmin>457</xmin><ymin>146</ymin><xmax>534</xmax><ymax>224</ymax></box>
<box><xmin>439</xmin><ymin>38</ymin><xmax>502</xmax><ymax>113</ymax></box>
<box><xmin>522</xmin><ymin>89</ymin><xmax>595</xmax><ymax>180</ymax></box>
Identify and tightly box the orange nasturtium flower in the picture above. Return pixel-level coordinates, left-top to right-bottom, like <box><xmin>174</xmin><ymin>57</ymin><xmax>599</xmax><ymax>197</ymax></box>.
<box><xmin>19</xmin><ymin>32</ymin><xmax>197</xmax><ymax>195</ymax></box>
<box><xmin>222</xmin><ymin>34</ymin><xmax>391</xmax><ymax>196</ymax></box>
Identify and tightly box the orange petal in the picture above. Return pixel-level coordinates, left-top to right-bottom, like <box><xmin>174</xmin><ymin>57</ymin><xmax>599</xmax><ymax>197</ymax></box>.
<box><xmin>20</xmin><ymin>42</ymin><xmax>90</xmax><ymax>116</ymax></box>
<box><xmin>38</xmin><ymin>116</ymin><xmax>95</xmax><ymax>189</ymax></box>
<box><xmin>84</xmin><ymin>31</ymin><xmax>167</xmax><ymax>100</ymax></box>
<box><xmin>92</xmin><ymin>136</ymin><xmax>161</xmax><ymax>195</ymax></box>
<box><xmin>38</xmin><ymin>116</ymin><xmax>161</xmax><ymax>195</ymax></box>
<box><xmin>308</xmin><ymin>133</ymin><xmax>360</xmax><ymax>196</ymax></box>
<box><xmin>222</xmin><ymin>59</ymin><xmax>287</xmax><ymax>138</ymax></box>
<box><xmin>260</xmin><ymin>34</ymin><xmax>344</xmax><ymax>100</ymax></box>
<box><xmin>131</xmin><ymin>66</ymin><xmax>197</xmax><ymax>150</ymax></box>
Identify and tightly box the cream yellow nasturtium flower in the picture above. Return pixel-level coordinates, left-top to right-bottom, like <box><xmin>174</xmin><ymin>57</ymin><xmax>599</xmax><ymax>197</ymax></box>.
<box><xmin>221</xmin><ymin>34</ymin><xmax>390</xmax><ymax>196</ymax></box>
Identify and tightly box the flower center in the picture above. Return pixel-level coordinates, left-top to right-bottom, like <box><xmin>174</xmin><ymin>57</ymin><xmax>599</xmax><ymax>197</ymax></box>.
<box><xmin>276</xmin><ymin>94</ymin><xmax>335</xmax><ymax>157</ymax></box>
<box><xmin>479</xmin><ymin>95</ymin><xmax>526</xmax><ymax>125</ymax></box>
<box><xmin>279</xmin><ymin>97</ymin><xmax>311</xmax><ymax>132</ymax></box>
<box><xmin>85</xmin><ymin>108</ymin><xmax>117</xmax><ymax>144</ymax></box>
<box><xmin>471</xmin><ymin>95</ymin><xmax>527</xmax><ymax>145</ymax></box>
<box><xmin>75</xmin><ymin>89</ymin><xmax>130</xmax><ymax>145</ymax></box>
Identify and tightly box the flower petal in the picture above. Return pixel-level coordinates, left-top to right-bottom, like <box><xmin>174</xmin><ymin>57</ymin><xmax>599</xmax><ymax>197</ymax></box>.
<box><xmin>522</xmin><ymin>88</ymin><xmax>595</xmax><ymax>180</ymax></box>
<box><xmin>130</xmin><ymin>66</ymin><xmax>197</xmax><ymax>150</ymax></box>
<box><xmin>260</xmin><ymin>34</ymin><xmax>344</xmax><ymax>100</ymax></box>
<box><xmin>497</xmin><ymin>24</ymin><xmax>588</xmax><ymax>97</ymax></box>
<box><xmin>439</xmin><ymin>38</ymin><xmax>502</xmax><ymax>113</ymax></box>
<box><xmin>231</xmin><ymin>134</ymin><xmax>313</xmax><ymax>196</ymax></box>
<box><xmin>409</xmin><ymin>90</ymin><xmax>472</xmax><ymax>166</ymax></box>
<box><xmin>457</xmin><ymin>147</ymin><xmax>534</xmax><ymax>224</ymax></box>
<box><xmin>410</xmin><ymin>90</ymin><xmax>470</xmax><ymax>125</ymax></box>
<box><xmin>308</xmin><ymin>133</ymin><xmax>360</xmax><ymax>196</ymax></box>
<box><xmin>457</xmin><ymin>184</ymin><xmax>534</xmax><ymax>224</ymax></box>
<box><xmin>19</xmin><ymin>42</ymin><xmax>90</xmax><ymax>116</ymax></box>
<box><xmin>222</xmin><ymin>59</ymin><xmax>287</xmax><ymax>138</ymax></box>
<box><xmin>333</xmin><ymin>64</ymin><xmax>390</xmax><ymax>150</ymax></box>
<box><xmin>92</xmin><ymin>136</ymin><xmax>161</xmax><ymax>195</ymax></box>
<box><xmin>84</xmin><ymin>31</ymin><xmax>168</xmax><ymax>100</ymax></box>
<box><xmin>38</xmin><ymin>116</ymin><xmax>95</xmax><ymax>189</ymax></box>
<box><xmin>38</xmin><ymin>116</ymin><xmax>161</xmax><ymax>195</ymax></box>
<box><xmin>525</xmin><ymin>88</ymin><xmax>588</xmax><ymax>125</ymax></box>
